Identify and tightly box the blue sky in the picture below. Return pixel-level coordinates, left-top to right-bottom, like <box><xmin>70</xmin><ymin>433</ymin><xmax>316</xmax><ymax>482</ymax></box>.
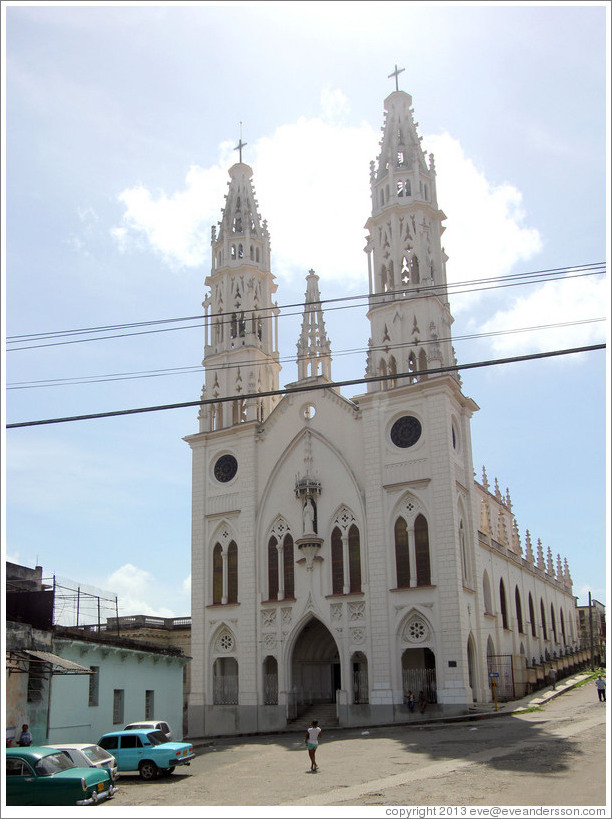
<box><xmin>2</xmin><ymin>2</ymin><xmax>609</xmax><ymax>620</ymax></box>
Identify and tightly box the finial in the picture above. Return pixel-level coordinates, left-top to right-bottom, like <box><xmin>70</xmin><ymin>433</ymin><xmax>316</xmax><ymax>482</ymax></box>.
<box><xmin>388</xmin><ymin>63</ymin><xmax>405</xmax><ymax>92</ymax></box>
<box><xmin>235</xmin><ymin>122</ymin><xmax>247</xmax><ymax>163</ymax></box>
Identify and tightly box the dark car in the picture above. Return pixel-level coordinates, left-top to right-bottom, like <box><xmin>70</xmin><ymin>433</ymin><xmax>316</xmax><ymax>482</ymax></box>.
<box><xmin>98</xmin><ymin>729</ymin><xmax>195</xmax><ymax>780</ymax></box>
<box><xmin>5</xmin><ymin>746</ymin><xmax>118</xmax><ymax>806</ymax></box>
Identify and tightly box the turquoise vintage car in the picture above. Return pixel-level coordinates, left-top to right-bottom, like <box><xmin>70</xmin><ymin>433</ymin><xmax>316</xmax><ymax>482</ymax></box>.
<box><xmin>98</xmin><ymin>729</ymin><xmax>195</xmax><ymax>780</ymax></box>
<box><xmin>5</xmin><ymin>746</ymin><xmax>118</xmax><ymax>806</ymax></box>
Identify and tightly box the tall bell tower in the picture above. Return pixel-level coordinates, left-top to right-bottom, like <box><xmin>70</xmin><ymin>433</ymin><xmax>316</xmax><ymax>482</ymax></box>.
<box><xmin>199</xmin><ymin>138</ymin><xmax>281</xmax><ymax>432</ymax></box>
<box><xmin>364</xmin><ymin>68</ymin><xmax>458</xmax><ymax>390</ymax></box>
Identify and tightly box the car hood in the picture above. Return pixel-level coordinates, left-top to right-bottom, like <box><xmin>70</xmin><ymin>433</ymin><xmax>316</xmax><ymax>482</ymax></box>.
<box><xmin>52</xmin><ymin>767</ymin><xmax>111</xmax><ymax>784</ymax></box>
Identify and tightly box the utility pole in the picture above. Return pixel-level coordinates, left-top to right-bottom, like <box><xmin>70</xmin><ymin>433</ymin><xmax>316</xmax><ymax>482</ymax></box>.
<box><xmin>588</xmin><ymin>591</ymin><xmax>594</xmax><ymax>670</ymax></box>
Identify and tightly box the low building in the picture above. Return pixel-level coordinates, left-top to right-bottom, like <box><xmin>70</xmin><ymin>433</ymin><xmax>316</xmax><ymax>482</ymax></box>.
<box><xmin>576</xmin><ymin>599</ymin><xmax>606</xmax><ymax>666</ymax></box>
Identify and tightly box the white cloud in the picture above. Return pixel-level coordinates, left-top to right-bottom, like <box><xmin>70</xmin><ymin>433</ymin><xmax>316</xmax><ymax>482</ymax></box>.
<box><xmin>478</xmin><ymin>272</ymin><xmax>608</xmax><ymax>356</ymax></box>
<box><xmin>105</xmin><ymin>563</ymin><xmax>184</xmax><ymax>618</ymax></box>
<box><xmin>110</xmin><ymin>96</ymin><xmax>549</xmax><ymax>307</ymax></box>
<box><xmin>425</xmin><ymin>131</ymin><xmax>543</xmax><ymax>311</ymax></box>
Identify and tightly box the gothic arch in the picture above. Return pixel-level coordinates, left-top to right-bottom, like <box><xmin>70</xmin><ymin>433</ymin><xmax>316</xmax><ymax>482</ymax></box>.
<box><xmin>398</xmin><ymin>607</ymin><xmax>436</xmax><ymax>652</ymax></box>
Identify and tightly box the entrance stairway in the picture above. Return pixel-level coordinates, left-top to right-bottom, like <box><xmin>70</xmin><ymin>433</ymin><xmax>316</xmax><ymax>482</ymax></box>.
<box><xmin>289</xmin><ymin>702</ymin><xmax>339</xmax><ymax>728</ymax></box>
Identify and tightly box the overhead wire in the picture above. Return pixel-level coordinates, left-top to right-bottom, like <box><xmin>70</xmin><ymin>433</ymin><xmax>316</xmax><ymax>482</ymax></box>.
<box><xmin>6</xmin><ymin>316</ymin><xmax>606</xmax><ymax>390</ymax></box>
<box><xmin>5</xmin><ymin>262</ymin><xmax>606</xmax><ymax>351</ymax></box>
<box><xmin>5</xmin><ymin>343</ymin><xmax>606</xmax><ymax>429</ymax></box>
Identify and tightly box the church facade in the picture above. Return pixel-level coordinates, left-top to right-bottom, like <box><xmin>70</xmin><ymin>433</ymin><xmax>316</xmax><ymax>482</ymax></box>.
<box><xmin>186</xmin><ymin>83</ymin><xmax>577</xmax><ymax>737</ymax></box>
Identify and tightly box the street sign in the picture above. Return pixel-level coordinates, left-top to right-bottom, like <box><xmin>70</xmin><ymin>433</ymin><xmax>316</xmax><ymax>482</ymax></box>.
<box><xmin>489</xmin><ymin>672</ymin><xmax>499</xmax><ymax>677</ymax></box>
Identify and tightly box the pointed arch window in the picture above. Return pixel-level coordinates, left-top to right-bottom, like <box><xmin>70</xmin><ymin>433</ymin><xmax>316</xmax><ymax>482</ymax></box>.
<box><xmin>418</xmin><ymin>348</ymin><xmax>427</xmax><ymax>378</ymax></box>
<box><xmin>408</xmin><ymin>352</ymin><xmax>418</xmax><ymax>383</ymax></box>
<box><xmin>388</xmin><ymin>356</ymin><xmax>397</xmax><ymax>388</ymax></box>
<box><xmin>394</xmin><ymin>517</ymin><xmax>410</xmax><ymax>588</ymax></box>
<box><xmin>331</xmin><ymin>526</ymin><xmax>343</xmax><ymax>595</ymax></box>
<box><xmin>499</xmin><ymin>579</ymin><xmax>509</xmax><ymax>629</ymax></box>
<box><xmin>348</xmin><ymin>524</ymin><xmax>362</xmax><ymax>593</ymax></box>
<box><xmin>459</xmin><ymin>520</ymin><xmax>470</xmax><ymax>586</ymax></box>
<box><xmin>268</xmin><ymin>537</ymin><xmax>279</xmax><ymax>600</ymax></box>
<box><xmin>515</xmin><ymin>586</ymin><xmax>524</xmax><ymax>633</ymax></box>
<box><xmin>550</xmin><ymin>604</ymin><xmax>557</xmax><ymax>642</ymax></box>
<box><xmin>414</xmin><ymin>514</ymin><xmax>431</xmax><ymax>586</ymax></box>
<box><xmin>529</xmin><ymin>593</ymin><xmax>537</xmax><ymax>637</ymax></box>
<box><xmin>560</xmin><ymin>609</ymin><xmax>566</xmax><ymax>644</ymax></box>
<box><xmin>540</xmin><ymin>599</ymin><xmax>547</xmax><ymax>640</ymax></box>
<box><xmin>227</xmin><ymin>542</ymin><xmax>238</xmax><ymax>604</ymax></box>
<box><xmin>283</xmin><ymin>534</ymin><xmax>295</xmax><ymax>599</ymax></box>
<box><xmin>212</xmin><ymin>544</ymin><xmax>223</xmax><ymax>605</ymax></box>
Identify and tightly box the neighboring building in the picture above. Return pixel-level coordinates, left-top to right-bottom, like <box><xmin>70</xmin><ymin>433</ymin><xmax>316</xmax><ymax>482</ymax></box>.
<box><xmin>576</xmin><ymin>599</ymin><xmax>606</xmax><ymax>666</ymax></box>
<box><xmin>79</xmin><ymin>615</ymin><xmax>192</xmax><ymax>737</ymax></box>
<box><xmin>185</xmin><ymin>78</ymin><xmax>586</xmax><ymax>738</ymax></box>
<box><xmin>6</xmin><ymin>563</ymin><xmax>189</xmax><ymax>745</ymax></box>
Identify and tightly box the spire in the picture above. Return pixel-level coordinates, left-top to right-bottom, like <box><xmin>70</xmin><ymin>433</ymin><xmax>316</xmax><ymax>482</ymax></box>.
<box><xmin>363</xmin><ymin>79</ymin><xmax>456</xmax><ymax>393</ymax></box>
<box><xmin>200</xmin><ymin>155</ymin><xmax>281</xmax><ymax>431</ymax></box>
<box><xmin>295</xmin><ymin>269</ymin><xmax>333</xmax><ymax>384</ymax></box>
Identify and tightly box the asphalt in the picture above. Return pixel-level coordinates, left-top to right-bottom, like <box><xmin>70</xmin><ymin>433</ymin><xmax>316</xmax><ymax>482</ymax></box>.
<box><xmin>186</xmin><ymin>669</ymin><xmax>600</xmax><ymax>750</ymax></box>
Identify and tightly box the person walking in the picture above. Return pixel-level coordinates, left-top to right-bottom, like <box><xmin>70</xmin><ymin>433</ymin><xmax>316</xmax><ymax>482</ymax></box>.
<box><xmin>595</xmin><ymin>674</ymin><xmax>606</xmax><ymax>702</ymax></box>
<box><xmin>548</xmin><ymin>667</ymin><xmax>557</xmax><ymax>690</ymax></box>
<box><xmin>18</xmin><ymin>724</ymin><xmax>32</xmax><ymax>746</ymax></box>
<box><xmin>304</xmin><ymin>719</ymin><xmax>322</xmax><ymax>772</ymax></box>
<box><xmin>418</xmin><ymin>690</ymin><xmax>427</xmax><ymax>713</ymax></box>
<box><xmin>404</xmin><ymin>690</ymin><xmax>415</xmax><ymax>712</ymax></box>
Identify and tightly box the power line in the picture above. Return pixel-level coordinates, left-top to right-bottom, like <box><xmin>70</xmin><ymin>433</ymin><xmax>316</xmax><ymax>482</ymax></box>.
<box><xmin>6</xmin><ymin>262</ymin><xmax>605</xmax><ymax>351</ymax></box>
<box><xmin>5</xmin><ymin>343</ymin><xmax>605</xmax><ymax>429</ymax></box>
<box><xmin>6</xmin><ymin>316</ymin><xmax>606</xmax><ymax>390</ymax></box>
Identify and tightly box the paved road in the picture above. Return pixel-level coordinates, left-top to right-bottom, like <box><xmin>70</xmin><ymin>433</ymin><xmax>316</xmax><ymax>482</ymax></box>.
<box><xmin>98</xmin><ymin>682</ymin><xmax>607</xmax><ymax>810</ymax></box>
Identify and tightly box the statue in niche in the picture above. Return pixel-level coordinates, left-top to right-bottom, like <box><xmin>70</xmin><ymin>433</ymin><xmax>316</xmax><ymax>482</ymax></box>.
<box><xmin>302</xmin><ymin>497</ymin><xmax>316</xmax><ymax>535</ymax></box>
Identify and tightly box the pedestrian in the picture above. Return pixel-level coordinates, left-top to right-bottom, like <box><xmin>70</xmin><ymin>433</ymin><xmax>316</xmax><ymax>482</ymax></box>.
<box><xmin>404</xmin><ymin>690</ymin><xmax>415</xmax><ymax>712</ymax></box>
<box><xmin>595</xmin><ymin>674</ymin><xmax>606</xmax><ymax>702</ymax></box>
<box><xmin>548</xmin><ymin>667</ymin><xmax>557</xmax><ymax>690</ymax></box>
<box><xmin>304</xmin><ymin>719</ymin><xmax>322</xmax><ymax>772</ymax></box>
<box><xmin>418</xmin><ymin>690</ymin><xmax>427</xmax><ymax>713</ymax></box>
<box><xmin>18</xmin><ymin>724</ymin><xmax>32</xmax><ymax>746</ymax></box>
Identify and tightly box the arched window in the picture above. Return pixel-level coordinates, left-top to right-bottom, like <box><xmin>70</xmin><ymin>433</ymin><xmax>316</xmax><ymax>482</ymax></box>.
<box><xmin>348</xmin><ymin>524</ymin><xmax>362</xmax><ymax>593</ymax></box>
<box><xmin>550</xmin><ymin>604</ymin><xmax>557</xmax><ymax>642</ymax></box>
<box><xmin>499</xmin><ymin>579</ymin><xmax>508</xmax><ymax>629</ymax></box>
<box><xmin>515</xmin><ymin>586</ymin><xmax>523</xmax><ymax>633</ymax></box>
<box><xmin>483</xmin><ymin>571</ymin><xmax>493</xmax><ymax>614</ymax></box>
<box><xmin>560</xmin><ymin>608</ymin><xmax>566</xmax><ymax>644</ymax></box>
<box><xmin>529</xmin><ymin>593</ymin><xmax>537</xmax><ymax>637</ymax></box>
<box><xmin>388</xmin><ymin>356</ymin><xmax>397</xmax><ymax>388</ymax></box>
<box><xmin>212</xmin><ymin>544</ymin><xmax>223</xmax><ymax>605</ymax></box>
<box><xmin>459</xmin><ymin>520</ymin><xmax>469</xmax><ymax>585</ymax></box>
<box><xmin>408</xmin><ymin>352</ymin><xmax>418</xmax><ymax>383</ymax></box>
<box><xmin>283</xmin><ymin>534</ymin><xmax>295</xmax><ymax>599</ymax></box>
<box><xmin>394</xmin><ymin>517</ymin><xmax>410</xmax><ymax>588</ymax></box>
<box><xmin>418</xmin><ymin>348</ymin><xmax>427</xmax><ymax>378</ymax></box>
<box><xmin>263</xmin><ymin>656</ymin><xmax>278</xmax><ymax>705</ymax></box>
<box><xmin>540</xmin><ymin>599</ymin><xmax>547</xmax><ymax>640</ymax></box>
<box><xmin>331</xmin><ymin>526</ymin><xmax>343</xmax><ymax>594</ymax></box>
<box><xmin>227</xmin><ymin>541</ymin><xmax>238</xmax><ymax>604</ymax></box>
<box><xmin>213</xmin><ymin>657</ymin><xmax>238</xmax><ymax>705</ymax></box>
<box><xmin>414</xmin><ymin>514</ymin><xmax>431</xmax><ymax>586</ymax></box>
<box><xmin>268</xmin><ymin>536</ymin><xmax>279</xmax><ymax>600</ymax></box>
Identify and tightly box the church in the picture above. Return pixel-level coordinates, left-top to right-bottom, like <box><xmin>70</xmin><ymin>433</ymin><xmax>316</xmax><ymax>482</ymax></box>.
<box><xmin>185</xmin><ymin>75</ymin><xmax>577</xmax><ymax>737</ymax></box>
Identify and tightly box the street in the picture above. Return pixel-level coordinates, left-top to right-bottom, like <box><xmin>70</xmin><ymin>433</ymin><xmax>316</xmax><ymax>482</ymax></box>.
<box><xmin>98</xmin><ymin>682</ymin><xmax>607</xmax><ymax>809</ymax></box>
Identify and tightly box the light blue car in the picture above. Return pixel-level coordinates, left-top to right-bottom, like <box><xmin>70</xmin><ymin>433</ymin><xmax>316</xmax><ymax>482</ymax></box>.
<box><xmin>98</xmin><ymin>729</ymin><xmax>195</xmax><ymax>780</ymax></box>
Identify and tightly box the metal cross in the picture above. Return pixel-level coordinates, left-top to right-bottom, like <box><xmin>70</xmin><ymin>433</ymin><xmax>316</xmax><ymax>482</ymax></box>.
<box><xmin>235</xmin><ymin>123</ymin><xmax>247</xmax><ymax>162</ymax></box>
<box><xmin>388</xmin><ymin>64</ymin><xmax>405</xmax><ymax>91</ymax></box>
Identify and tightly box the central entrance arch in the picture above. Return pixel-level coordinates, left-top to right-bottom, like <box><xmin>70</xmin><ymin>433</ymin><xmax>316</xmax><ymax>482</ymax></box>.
<box><xmin>291</xmin><ymin>618</ymin><xmax>340</xmax><ymax>705</ymax></box>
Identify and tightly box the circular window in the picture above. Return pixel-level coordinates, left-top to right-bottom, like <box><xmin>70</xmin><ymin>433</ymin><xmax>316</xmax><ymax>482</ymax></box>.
<box><xmin>303</xmin><ymin>404</ymin><xmax>316</xmax><ymax>420</ymax></box>
<box><xmin>214</xmin><ymin>454</ymin><xmax>238</xmax><ymax>483</ymax></box>
<box><xmin>390</xmin><ymin>415</ymin><xmax>422</xmax><ymax>448</ymax></box>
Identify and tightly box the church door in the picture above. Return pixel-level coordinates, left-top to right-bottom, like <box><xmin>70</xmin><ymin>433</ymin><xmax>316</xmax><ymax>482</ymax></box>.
<box><xmin>291</xmin><ymin>618</ymin><xmax>340</xmax><ymax>705</ymax></box>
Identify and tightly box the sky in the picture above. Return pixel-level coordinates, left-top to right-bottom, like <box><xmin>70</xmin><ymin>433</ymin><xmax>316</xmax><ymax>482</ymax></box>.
<box><xmin>2</xmin><ymin>1</ymin><xmax>609</xmax><ymax>623</ymax></box>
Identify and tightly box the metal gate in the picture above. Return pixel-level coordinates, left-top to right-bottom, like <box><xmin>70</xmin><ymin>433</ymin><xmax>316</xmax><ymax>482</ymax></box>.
<box><xmin>487</xmin><ymin>654</ymin><xmax>515</xmax><ymax>701</ymax></box>
<box><xmin>402</xmin><ymin>668</ymin><xmax>437</xmax><ymax>702</ymax></box>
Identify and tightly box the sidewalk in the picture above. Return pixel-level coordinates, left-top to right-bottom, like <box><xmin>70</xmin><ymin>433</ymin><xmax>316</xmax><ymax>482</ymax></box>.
<box><xmin>187</xmin><ymin>670</ymin><xmax>598</xmax><ymax>750</ymax></box>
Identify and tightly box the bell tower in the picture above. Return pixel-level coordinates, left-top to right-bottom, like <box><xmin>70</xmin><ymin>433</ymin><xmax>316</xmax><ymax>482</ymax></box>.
<box><xmin>200</xmin><ymin>138</ymin><xmax>281</xmax><ymax>431</ymax></box>
<box><xmin>364</xmin><ymin>70</ymin><xmax>458</xmax><ymax>391</ymax></box>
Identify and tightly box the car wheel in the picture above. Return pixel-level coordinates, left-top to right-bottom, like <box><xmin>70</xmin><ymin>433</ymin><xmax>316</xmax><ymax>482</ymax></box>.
<box><xmin>139</xmin><ymin>760</ymin><xmax>158</xmax><ymax>780</ymax></box>
<box><xmin>160</xmin><ymin>766</ymin><xmax>175</xmax><ymax>776</ymax></box>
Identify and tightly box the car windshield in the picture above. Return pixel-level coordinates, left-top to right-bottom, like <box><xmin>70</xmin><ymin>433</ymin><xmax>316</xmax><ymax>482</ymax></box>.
<box><xmin>146</xmin><ymin>730</ymin><xmax>169</xmax><ymax>745</ymax></box>
<box><xmin>82</xmin><ymin>746</ymin><xmax>110</xmax><ymax>763</ymax></box>
<box><xmin>35</xmin><ymin>752</ymin><xmax>77</xmax><ymax>775</ymax></box>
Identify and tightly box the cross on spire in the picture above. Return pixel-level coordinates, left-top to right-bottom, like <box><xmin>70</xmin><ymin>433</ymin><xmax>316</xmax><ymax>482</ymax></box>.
<box><xmin>235</xmin><ymin>122</ymin><xmax>247</xmax><ymax>162</ymax></box>
<box><xmin>388</xmin><ymin>64</ymin><xmax>405</xmax><ymax>92</ymax></box>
